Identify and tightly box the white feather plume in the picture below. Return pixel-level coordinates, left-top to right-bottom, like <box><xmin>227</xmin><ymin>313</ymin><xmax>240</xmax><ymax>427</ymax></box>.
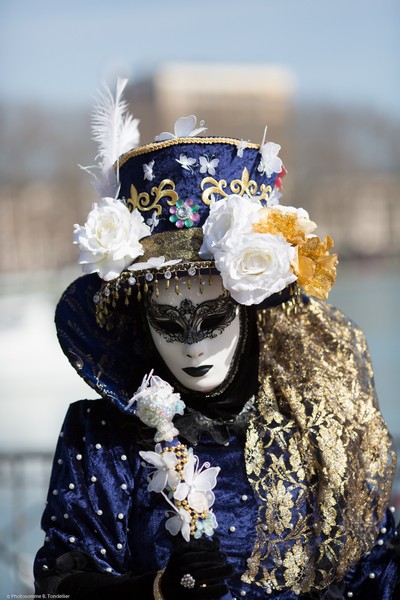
<box><xmin>82</xmin><ymin>78</ymin><xmax>140</xmax><ymax>198</ymax></box>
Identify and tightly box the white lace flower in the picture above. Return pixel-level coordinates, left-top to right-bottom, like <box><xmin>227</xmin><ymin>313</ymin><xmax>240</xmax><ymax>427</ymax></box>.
<box><xmin>199</xmin><ymin>195</ymin><xmax>261</xmax><ymax>259</ymax></box>
<box><xmin>143</xmin><ymin>160</ymin><xmax>155</xmax><ymax>181</ymax></box>
<box><xmin>73</xmin><ymin>197</ymin><xmax>151</xmax><ymax>281</ymax></box>
<box><xmin>129</xmin><ymin>373</ymin><xmax>220</xmax><ymax>542</ymax></box>
<box><xmin>155</xmin><ymin>115</ymin><xmax>207</xmax><ymax>142</ymax></box>
<box><xmin>215</xmin><ymin>232</ymin><xmax>297</xmax><ymax>305</ymax></box>
<box><xmin>139</xmin><ymin>443</ymin><xmax>180</xmax><ymax>493</ymax></box>
<box><xmin>258</xmin><ymin>141</ymin><xmax>283</xmax><ymax>177</ymax></box>
<box><xmin>165</xmin><ymin>506</ymin><xmax>192</xmax><ymax>542</ymax></box>
<box><xmin>146</xmin><ymin>210</ymin><xmax>160</xmax><ymax>232</ymax></box>
<box><xmin>127</xmin><ymin>372</ymin><xmax>185</xmax><ymax>442</ymax></box>
<box><xmin>199</xmin><ymin>156</ymin><xmax>219</xmax><ymax>175</ymax></box>
<box><xmin>174</xmin><ymin>451</ymin><xmax>220</xmax><ymax>513</ymax></box>
<box><xmin>128</xmin><ymin>256</ymin><xmax>182</xmax><ymax>272</ymax></box>
<box><xmin>194</xmin><ymin>512</ymin><xmax>218</xmax><ymax>539</ymax></box>
<box><xmin>176</xmin><ymin>153</ymin><xmax>197</xmax><ymax>172</ymax></box>
<box><xmin>266</xmin><ymin>187</ymin><xmax>282</xmax><ymax>207</ymax></box>
<box><xmin>237</xmin><ymin>140</ymin><xmax>248</xmax><ymax>158</ymax></box>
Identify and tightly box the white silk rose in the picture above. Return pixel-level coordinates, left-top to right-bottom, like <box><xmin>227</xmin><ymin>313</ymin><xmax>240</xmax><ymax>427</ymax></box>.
<box><xmin>214</xmin><ymin>232</ymin><xmax>297</xmax><ymax>305</ymax></box>
<box><xmin>73</xmin><ymin>197</ymin><xmax>151</xmax><ymax>281</ymax></box>
<box><xmin>199</xmin><ymin>194</ymin><xmax>261</xmax><ymax>259</ymax></box>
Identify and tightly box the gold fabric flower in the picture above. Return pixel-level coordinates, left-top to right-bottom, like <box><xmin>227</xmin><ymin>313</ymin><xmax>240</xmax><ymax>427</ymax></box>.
<box><xmin>293</xmin><ymin>235</ymin><xmax>338</xmax><ymax>300</ymax></box>
<box><xmin>252</xmin><ymin>207</ymin><xmax>337</xmax><ymax>299</ymax></box>
<box><xmin>252</xmin><ymin>207</ymin><xmax>316</xmax><ymax>245</ymax></box>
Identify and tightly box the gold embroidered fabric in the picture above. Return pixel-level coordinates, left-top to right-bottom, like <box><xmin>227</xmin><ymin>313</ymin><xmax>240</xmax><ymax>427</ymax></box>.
<box><xmin>243</xmin><ymin>296</ymin><xmax>395</xmax><ymax>594</ymax></box>
<box><xmin>139</xmin><ymin>229</ymin><xmax>204</xmax><ymax>263</ymax></box>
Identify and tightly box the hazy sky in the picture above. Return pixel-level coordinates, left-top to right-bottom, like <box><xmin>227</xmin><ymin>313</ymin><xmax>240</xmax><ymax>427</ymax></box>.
<box><xmin>0</xmin><ymin>0</ymin><xmax>399</xmax><ymax>119</ymax></box>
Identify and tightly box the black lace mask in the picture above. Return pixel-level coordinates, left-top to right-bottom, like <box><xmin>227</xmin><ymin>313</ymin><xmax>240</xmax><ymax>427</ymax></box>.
<box><xmin>145</xmin><ymin>293</ymin><xmax>237</xmax><ymax>344</ymax></box>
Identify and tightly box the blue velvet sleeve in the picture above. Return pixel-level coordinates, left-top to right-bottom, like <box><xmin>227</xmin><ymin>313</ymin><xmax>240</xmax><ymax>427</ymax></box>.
<box><xmin>342</xmin><ymin>509</ymin><xmax>399</xmax><ymax>599</ymax></box>
<box><xmin>34</xmin><ymin>399</ymin><xmax>138</xmax><ymax>580</ymax></box>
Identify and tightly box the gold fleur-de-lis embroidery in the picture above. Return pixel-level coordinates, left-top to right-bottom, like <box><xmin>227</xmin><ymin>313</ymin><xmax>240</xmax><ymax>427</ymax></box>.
<box><xmin>201</xmin><ymin>168</ymin><xmax>272</xmax><ymax>205</ymax></box>
<box><xmin>231</xmin><ymin>167</ymin><xmax>258</xmax><ymax>197</ymax></box>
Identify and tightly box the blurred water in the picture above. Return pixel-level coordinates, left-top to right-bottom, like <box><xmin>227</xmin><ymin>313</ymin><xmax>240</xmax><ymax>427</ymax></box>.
<box><xmin>329</xmin><ymin>259</ymin><xmax>400</xmax><ymax>436</ymax></box>
<box><xmin>0</xmin><ymin>260</ymin><xmax>399</xmax><ymax>595</ymax></box>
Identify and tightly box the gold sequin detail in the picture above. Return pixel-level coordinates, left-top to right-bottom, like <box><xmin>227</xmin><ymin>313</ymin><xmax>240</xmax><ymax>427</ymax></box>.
<box><xmin>243</xmin><ymin>296</ymin><xmax>395</xmax><ymax>594</ymax></box>
<box><xmin>139</xmin><ymin>229</ymin><xmax>203</xmax><ymax>263</ymax></box>
<box><xmin>294</xmin><ymin>235</ymin><xmax>338</xmax><ymax>300</ymax></box>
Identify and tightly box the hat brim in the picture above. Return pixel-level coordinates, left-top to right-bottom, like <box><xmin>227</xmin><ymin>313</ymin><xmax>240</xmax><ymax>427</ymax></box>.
<box><xmin>55</xmin><ymin>274</ymin><xmax>151</xmax><ymax>413</ymax></box>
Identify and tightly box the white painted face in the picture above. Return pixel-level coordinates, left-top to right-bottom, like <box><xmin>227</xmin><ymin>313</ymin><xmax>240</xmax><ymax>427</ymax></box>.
<box><xmin>146</xmin><ymin>275</ymin><xmax>241</xmax><ymax>392</ymax></box>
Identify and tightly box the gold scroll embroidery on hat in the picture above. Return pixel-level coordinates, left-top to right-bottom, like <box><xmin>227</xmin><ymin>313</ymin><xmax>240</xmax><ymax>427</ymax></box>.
<box><xmin>127</xmin><ymin>180</ymin><xmax>178</xmax><ymax>215</ymax></box>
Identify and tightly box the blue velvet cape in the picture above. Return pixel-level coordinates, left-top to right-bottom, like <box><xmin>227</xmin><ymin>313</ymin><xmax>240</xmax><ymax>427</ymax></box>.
<box><xmin>34</xmin><ymin>277</ymin><xmax>399</xmax><ymax>598</ymax></box>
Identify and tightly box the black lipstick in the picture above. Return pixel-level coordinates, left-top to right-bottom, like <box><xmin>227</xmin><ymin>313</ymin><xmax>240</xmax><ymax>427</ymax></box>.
<box><xmin>182</xmin><ymin>365</ymin><xmax>213</xmax><ymax>377</ymax></box>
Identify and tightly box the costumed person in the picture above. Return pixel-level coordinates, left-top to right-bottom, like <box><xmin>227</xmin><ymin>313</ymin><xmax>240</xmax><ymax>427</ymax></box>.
<box><xmin>34</xmin><ymin>80</ymin><xmax>399</xmax><ymax>599</ymax></box>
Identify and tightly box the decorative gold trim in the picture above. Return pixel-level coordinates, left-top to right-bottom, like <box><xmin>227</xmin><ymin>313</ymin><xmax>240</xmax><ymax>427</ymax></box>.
<box><xmin>153</xmin><ymin>569</ymin><xmax>165</xmax><ymax>600</ymax></box>
<box><xmin>126</xmin><ymin>179</ymin><xmax>178</xmax><ymax>215</ymax></box>
<box><xmin>201</xmin><ymin>167</ymin><xmax>272</xmax><ymax>204</ymax></box>
<box><xmin>95</xmin><ymin>259</ymin><xmax>217</xmax><ymax>328</ymax></box>
<box><xmin>118</xmin><ymin>137</ymin><xmax>259</xmax><ymax>167</ymax></box>
<box><xmin>140</xmin><ymin>229</ymin><xmax>204</xmax><ymax>262</ymax></box>
<box><xmin>242</xmin><ymin>297</ymin><xmax>396</xmax><ymax>593</ymax></box>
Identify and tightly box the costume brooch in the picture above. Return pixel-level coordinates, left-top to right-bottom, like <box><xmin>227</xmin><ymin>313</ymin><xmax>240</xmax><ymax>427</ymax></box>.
<box><xmin>127</xmin><ymin>371</ymin><xmax>220</xmax><ymax>541</ymax></box>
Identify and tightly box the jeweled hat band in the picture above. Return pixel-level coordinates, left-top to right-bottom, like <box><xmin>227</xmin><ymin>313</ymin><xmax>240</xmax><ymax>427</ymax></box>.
<box><xmin>93</xmin><ymin>263</ymin><xmax>299</xmax><ymax>330</ymax></box>
<box><xmin>94</xmin><ymin>261</ymin><xmax>217</xmax><ymax>329</ymax></box>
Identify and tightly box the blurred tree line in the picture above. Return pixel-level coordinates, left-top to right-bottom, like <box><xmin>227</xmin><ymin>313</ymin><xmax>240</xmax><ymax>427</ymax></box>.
<box><xmin>0</xmin><ymin>81</ymin><xmax>399</xmax><ymax>274</ymax></box>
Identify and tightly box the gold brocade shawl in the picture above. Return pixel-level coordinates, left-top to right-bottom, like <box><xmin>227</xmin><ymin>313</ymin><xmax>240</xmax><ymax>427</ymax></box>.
<box><xmin>243</xmin><ymin>296</ymin><xmax>396</xmax><ymax>595</ymax></box>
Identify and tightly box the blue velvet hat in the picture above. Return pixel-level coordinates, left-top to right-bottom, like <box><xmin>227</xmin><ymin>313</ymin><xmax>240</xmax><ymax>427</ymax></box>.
<box><xmin>118</xmin><ymin>135</ymin><xmax>284</xmax><ymax>246</ymax></box>
<box><xmin>104</xmin><ymin>135</ymin><xmax>287</xmax><ymax>313</ymax></box>
<box><xmin>58</xmin><ymin>81</ymin><xmax>336</xmax><ymax>409</ymax></box>
<box><xmin>73</xmin><ymin>119</ymin><xmax>301</xmax><ymax>327</ymax></box>
<box><xmin>70</xmin><ymin>85</ymin><xmax>337</xmax><ymax>326</ymax></box>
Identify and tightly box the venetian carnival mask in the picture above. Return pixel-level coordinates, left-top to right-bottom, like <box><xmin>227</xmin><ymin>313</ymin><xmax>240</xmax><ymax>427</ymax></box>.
<box><xmin>145</xmin><ymin>275</ymin><xmax>241</xmax><ymax>393</ymax></box>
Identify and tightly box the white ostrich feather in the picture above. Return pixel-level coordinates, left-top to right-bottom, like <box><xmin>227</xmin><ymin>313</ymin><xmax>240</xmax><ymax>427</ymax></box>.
<box><xmin>82</xmin><ymin>78</ymin><xmax>140</xmax><ymax>198</ymax></box>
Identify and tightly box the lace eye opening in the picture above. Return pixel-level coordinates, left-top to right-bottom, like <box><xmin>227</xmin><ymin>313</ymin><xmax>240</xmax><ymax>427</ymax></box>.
<box><xmin>152</xmin><ymin>318</ymin><xmax>185</xmax><ymax>336</ymax></box>
<box><xmin>199</xmin><ymin>313</ymin><xmax>228</xmax><ymax>332</ymax></box>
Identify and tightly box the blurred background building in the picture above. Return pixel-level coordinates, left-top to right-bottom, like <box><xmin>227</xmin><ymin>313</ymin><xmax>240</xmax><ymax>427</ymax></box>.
<box><xmin>2</xmin><ymin>61</ymin><xmax>399</xmax><ymax>274</ymax></box>
<box><xmin>0</xmin><ymin>0</ymin><xmax>399</xmax><ymax>594</ymax></box>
